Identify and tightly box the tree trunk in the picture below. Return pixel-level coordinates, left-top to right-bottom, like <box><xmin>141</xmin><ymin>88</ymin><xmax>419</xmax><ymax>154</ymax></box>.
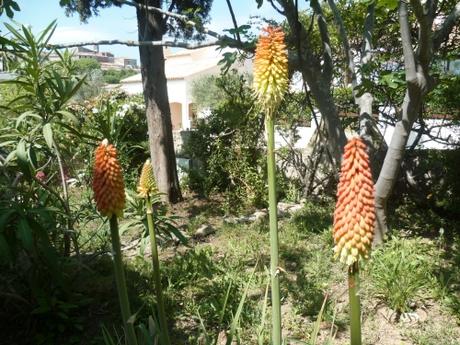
<box><xmin>307</xmin><ymin>78</ymin><xmax>348</xmax><ymax>165</ymax></box>
<box><xmin>136</xmin><ymin>0</ymin><xmax>182</xmax><ymax>203</ymax></box>
<box><xmin>373</xmin><ymin>88</ymin><xmax>422</xmax><ymax>244</ymax></box>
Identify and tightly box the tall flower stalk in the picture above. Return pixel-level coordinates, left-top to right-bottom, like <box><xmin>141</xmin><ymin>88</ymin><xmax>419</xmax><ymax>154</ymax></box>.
<box><xmin>93</xmin><ymin>139</ymin><xmax>138</xmax><ymax>345</ymax></box>
<box><xmin>253</xmin><ymin>26</ymin><xmax>288</xmax><ymax>345</ymax></box>
<box><xmin>333</xmin><ymin>137</ymin><xmax>375</xmax><ymax>345</ymax></box>
<box><xmin>137</xmin><ymin>160</ymin><xmax>171</xmax><ymax>345</ymax></box>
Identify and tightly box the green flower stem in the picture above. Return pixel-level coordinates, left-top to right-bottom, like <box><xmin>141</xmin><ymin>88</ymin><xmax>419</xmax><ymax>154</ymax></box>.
<box><xmin>266</xmin><ymin>114</ymin><xmax>282</xmax><ymax>345</ymax></box>
<box><xmin>146</xmin><ymin>198</ymin><xmax>171</xmax><ymax>345</ymax></box>
<box><xmin>109</xmin><ymin>216</ymin><xmax>138</xmax><ymax>345</ymax></box>
<box><xmin>348</xmin><ymin>262</ymin><xmax>362</xmax><ymax>345</ymax></box>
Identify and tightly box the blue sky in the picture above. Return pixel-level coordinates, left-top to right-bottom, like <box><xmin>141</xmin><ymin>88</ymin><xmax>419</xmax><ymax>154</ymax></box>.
<box><xmin>1</xmin><ymin>0</ymin><xmax>290</xmax><ymax>61</ymax></box>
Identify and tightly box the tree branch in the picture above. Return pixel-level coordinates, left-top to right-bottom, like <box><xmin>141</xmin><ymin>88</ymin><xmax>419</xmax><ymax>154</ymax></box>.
<box><xmin>310</xmin><ymin>0</ymin><xmax>333</xmax><ymax>83</ymax></box>
<box><xmin>410</xmin><ymin>0</ymin><xmax>433</xmax><ymax>69</ymax></box>
<box><xmin>114</xmin><ymin>0</ymin><xmax>248</xmax><ymax>50</ymax></box>
<box><xmin>433</xmin><ymin>2</ymin><xmax>460</xmax><ymax>51</ymax></box>
<box><xmin>399</xmin><ymin>1</ymin><xmax>417</xmax><ymax>83</ymax></box>
<box><xmin>225</xmin><ymin>0</ymin><xmax>242</xmax><ymax>45</ymax></box>
<box><xmin>362</xmin><ymin>3</ymin><xmax>375</xmax><ymax>65</ymax></box>
<box><xmin>327</xmin><ymin>0</ymin><xmax>356</xmax><ymax>91</ymax></box>
<box><xmin>268</xmin><ymin>0</ymin><xmax>286</xmax><ymax>15</ymax></box>
<box><xmin>48</xmin><ymin>39</ymin><xmax>219</xmax><ymax>49</ymax></box>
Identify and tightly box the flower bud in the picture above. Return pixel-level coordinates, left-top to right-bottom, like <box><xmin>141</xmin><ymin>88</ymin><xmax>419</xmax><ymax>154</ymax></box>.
<box><xmin>137</xmin><ymin>159</ymin><xmax>158</xmax><ymax>198</ymax></box>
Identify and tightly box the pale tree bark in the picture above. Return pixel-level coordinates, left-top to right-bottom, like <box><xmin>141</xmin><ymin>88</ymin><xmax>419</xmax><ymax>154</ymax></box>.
<box><xmin>328</xmin><ymin>0</ymin><xmax>387</xmax><ymax>173</ymax></box>
<box><xmin>136</xmin><ymin>0</ymin><xmax>182</xmax><ymax>203</ymax></box>
<box><xmin>373</xmin><ymin>0</ymin><xmax>438</xmax><ymax>243</ymax></box>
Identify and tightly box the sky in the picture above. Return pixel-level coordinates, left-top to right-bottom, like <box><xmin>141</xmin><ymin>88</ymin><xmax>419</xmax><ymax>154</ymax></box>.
<box><xmin>0</xmin><ymin>0</ymin><xmax>292</xmax><ymax>61</ymax></box>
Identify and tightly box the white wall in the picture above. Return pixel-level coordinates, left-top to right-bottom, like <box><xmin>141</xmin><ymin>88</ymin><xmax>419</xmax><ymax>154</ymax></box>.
<box><xmin>378</xmin><ymin>117</ymin><xmax>460</xmax><ymax>149</ymax></box>
<box><xmin>120</xmin><ymin>82</ymin><xmax>143</xmax><ymax>95</ymax></box>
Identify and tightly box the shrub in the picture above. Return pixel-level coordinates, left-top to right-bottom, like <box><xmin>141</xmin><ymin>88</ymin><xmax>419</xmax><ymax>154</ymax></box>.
<box><xmin>184</xmin><ymin>71</ymin><xmax>267</xmax><ymax>211</ymax></box>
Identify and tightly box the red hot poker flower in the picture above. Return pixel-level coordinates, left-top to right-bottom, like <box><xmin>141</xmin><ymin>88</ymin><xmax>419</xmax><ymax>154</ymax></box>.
<box><xmin>92</xmin><ymin>139</ymin><xmax>126</xmax><ymax>218</ymax></box>
<box><xmin>333</xmin><ymin>137</ymin><xmax>375</xmax><ymax>265</ymax></box>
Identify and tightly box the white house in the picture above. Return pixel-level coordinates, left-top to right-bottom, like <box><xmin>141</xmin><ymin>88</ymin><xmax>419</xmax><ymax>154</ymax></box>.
<box><xmin>120</xmin><ymin>46</ymin><xmax>252</xmax><ymax>131</ymax></box>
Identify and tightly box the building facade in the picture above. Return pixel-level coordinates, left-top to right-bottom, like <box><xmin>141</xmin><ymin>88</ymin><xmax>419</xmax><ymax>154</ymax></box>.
<box><xmin>120</xmin><ymin>46</ymin><xmax>252</xmax><ymax>131</ymax></box>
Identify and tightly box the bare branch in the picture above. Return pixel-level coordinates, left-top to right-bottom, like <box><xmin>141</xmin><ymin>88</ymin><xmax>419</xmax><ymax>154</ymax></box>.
<box><xmin>410</xmin><ymin>0</ymin><xmax>433</xmax><ymax>68</ymax></box>
<box><xmin>310</xmin><ymin>0</ymin><xmax>333</xmax><ymax>83</ymax></box>
<box><xmin>433</xmin><ymin>2</ymin><xmax>460</xmax><ymax>51</ymax></box>
<box><xmin>225</xmin><ymin>0</ymin><xmax>242</xmax><ymax>44</ymax></box>
<box><xmin>48</xmin><ymin>39</ymin><xmax>218</xmax><ymax>49</ymax></box>
<box><xmin>115</xmin><ymin>0</ymin><xmax>247</xmax><ymax>50</ymax></box>
<box><xmin>399</xmin><ymin>1</ymin><xmax>417</xmax><ymax>83</ymax></box>
<box><xmin>268</xmin><ymin>0</ymin><xmax>286</xmax><ymax>15</ymax></box>
<box><xmin>327</xmin><ymin>0</ymin><xmax>356</xmax><ymax>90</ymax></box>
<box><xmin>362</xmin><ymin>3</ymin><xmax>375</xmax><ymax>65</ymax></box>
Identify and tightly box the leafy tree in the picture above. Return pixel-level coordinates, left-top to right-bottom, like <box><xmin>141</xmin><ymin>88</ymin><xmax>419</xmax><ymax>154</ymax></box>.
<box><xmin>103</xmin><ymin>68</ymin><xmax>137</xmax><ymax>84</ymax></box>
<box><xmin>73</xmin><ymin>56</ymin><xmax>101</xmax><ymax>73</ymax></box>
<box><xmin>59</xmin><ymin>0</ymin><xmax>214</xmax><ymax>203</ymax></box>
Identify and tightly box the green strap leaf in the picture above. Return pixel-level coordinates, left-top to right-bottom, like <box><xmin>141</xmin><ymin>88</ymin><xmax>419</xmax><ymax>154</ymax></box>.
<box><xmin>15</xmin><ymin>111</ymin><xmax>41</xmax><ymax>129</ymax></box>
<box><xmin>56</xmin><ymin>110</ymin><xmax>78</xmax><ymax>124</ymax></box>
<box><xmin>17</xmin><ymin>218</ymin><xmax>33</xmax><ymax>250</ymax></box>
<box><xmin>43</xmin><ymin>123</ymin><xmax>54</xmax><ymax>150</ymax></box>
<box><xmin>16</xmin><ymin>140</ymin><xmax>32</xmax><ymax>180</ymax></box>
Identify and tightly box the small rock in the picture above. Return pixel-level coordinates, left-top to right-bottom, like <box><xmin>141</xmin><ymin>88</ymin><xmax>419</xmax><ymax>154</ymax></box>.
<box><xmin>224</xmin><ymin>217</ymin><xmax>238</xmax><ymax>224</ymax></box>
<box><xmin>400</xmin><ymin>311</ymin><xmax>420</xmax><ymax>324</ymax></box>
<box><xmin>289</xmin><ymin>204</ymin><xmax>303</xmax><ymax>214</ymax></box>
<box><xmin>252</xmin><ymin>210</ymin><xmax>268</xmax><ymax>221</ymax></box>
<box><xmin>194</xmin><ymin>224</ymin><xmax>215</xmax><ymax>238</ymax></box>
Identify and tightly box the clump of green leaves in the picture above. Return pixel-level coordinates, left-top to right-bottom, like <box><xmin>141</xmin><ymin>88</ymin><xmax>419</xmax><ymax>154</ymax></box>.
<box><xmin>368</xmin><ymin>236</ymin><xmax>434</xmax><ymax>316</ymax></box>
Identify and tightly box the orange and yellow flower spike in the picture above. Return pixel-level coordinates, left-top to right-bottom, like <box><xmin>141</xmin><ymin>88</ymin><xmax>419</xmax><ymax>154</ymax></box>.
<box><xmin>92</xmin><ymin>139</ymin><xmax>126</xmax><ymax>218</ymax></box>
<box><xmin>333</xmin><ymin>137</ymin><xmax>375</xmax><ymax>265</ymax></box>
<box><xmin>253</xmin><ymin>26</ymin><xmax>289</xmax><ymax>114</ymax></box>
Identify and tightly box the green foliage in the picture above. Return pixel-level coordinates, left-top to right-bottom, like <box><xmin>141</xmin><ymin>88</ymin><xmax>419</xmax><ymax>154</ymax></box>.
<box><xmin>122</xmin><ymin>189</ymin><xmax>186</xmax><ymax>246</ymax></box>
<box><xmin>391</xmin><ymin>150</ymin><xmax>460</xmax><ymax>236</ymax></box>
<box><xmin>74</xmin><ymin>57</ymin><xmax>101</xmax><ymax>73</ymax></box>
<box><xmin>0</xmin><ymin>0</ymin><xmax>20</xmax><ymax>18</ymax></box>
<box><xmin>102</xmin><ymin>68</ymin><xmax>137</xmax><ymax>84</ymax></box>
<box><xmin>184</xmin><ymin>71</ymin><xmax>267</xmax><ymax>211</ymax></box>
<box><xmin>426</xmin><ymin>74</ymin><xmax>460</xmax><ymax>118</ymax></box>
<box><xmin>0</xmin><ymin>21</ymin><xmax>92</xmax><ymax>343</ymax></box>
<box><xmin>367</xmin><ymin>237</ymin><xmax>434</xmax><ymax>316</ymax></box>
<box><xmin>70</xmin><ymin>90</ymin><xmax>149</xmax><ymax>187</ymax></box>
<box><xmin>60</xmin><ymin>0</ymin><xmax>213</xmax><ymax>40</ymax></box>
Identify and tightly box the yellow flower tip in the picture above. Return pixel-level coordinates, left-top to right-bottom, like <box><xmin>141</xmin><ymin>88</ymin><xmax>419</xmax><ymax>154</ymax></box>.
<box><xmin>92</xmin><ymin>140</ymin><xmax>126</xmax><ymax>218</ymax></box>
<box><xmin>253</xmin><ymin>26</ymin><xmax>289</xmax><ymax>114</ymax></box>
<box><xmin>137</xmin><ymin>159</ymin><xmax>158</xmax><ymax>199</ymax></box>
<box><xmin>333</xmin><ymin>137</ymin><xmax>375</xmax><ymax>265</ymax></box>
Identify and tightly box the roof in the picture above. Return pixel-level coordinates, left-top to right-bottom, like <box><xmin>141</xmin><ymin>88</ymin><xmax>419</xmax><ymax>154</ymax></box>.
<box><xmin>121</xmin><ymin>46</ymin><xmax>224</xmax><ymax>83</ymax></box>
